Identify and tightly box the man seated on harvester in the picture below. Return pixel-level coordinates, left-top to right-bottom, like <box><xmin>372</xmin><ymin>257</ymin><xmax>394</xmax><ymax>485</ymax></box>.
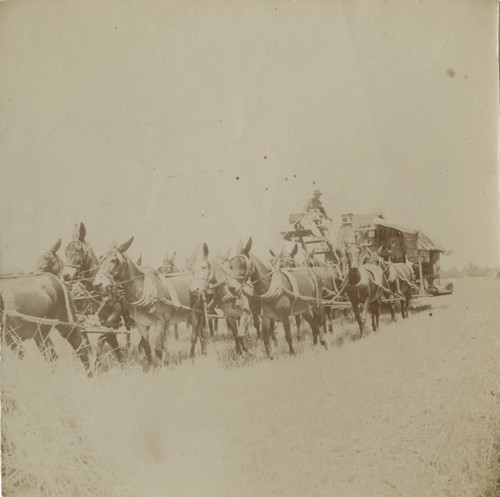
<box><xmin>295</xmin><ymin>189</ymin><xmax>331</xmax><ymax>238</ymax></box>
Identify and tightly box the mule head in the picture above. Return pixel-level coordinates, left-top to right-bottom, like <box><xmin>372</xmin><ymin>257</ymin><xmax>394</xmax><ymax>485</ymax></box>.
<box><xmin>93</xmin><ymin>237</ymin><xmax>134</xmax><ymax>290</ymax></box>
<box><xmin>269</xmin><ymin>243</ymin><xmax>298</xmax><ymax>268</ymax></box>
<box><xmin>36</xmin><ymin>239</ymin><xmax>64</xmax><ymax>277</ymax></box>
<box><xmin>191</xmin><ymin>243</ymin><xmax>214</xmax><ymax>294</ymax></box>
<box><xmin>159</xmin><ymin>250</ymin><xmax>178</xmax><ymax>274</ymax></box>
<box><xmin>228</xmin><ymin>237</ymin><xmax>254</xmax><ymax>294</ymax></box>
<box><xmin>345</xmin><ymin>243</ymin><xmax>363</xmax><ymax>270</ymax></box>
<box><xmin>63</xmin><ymin>223</ymin><xmax>91</xmax><ymax>281</ymax></box>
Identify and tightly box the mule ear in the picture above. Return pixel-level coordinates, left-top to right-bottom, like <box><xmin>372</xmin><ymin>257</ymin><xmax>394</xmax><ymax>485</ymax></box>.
<box><xmin>377</xmin><ymin>245</ymin><xmax>383</xmax><ymax>255</ymax></box>
<box><xmin>269</xmin><ymin>249</ymin><xmax>276</xmax><ymax>257</ymax></box>
<box><xmin>243</xmin><ymin>237</ymin><xmax>252</xmax><ymax>255</ymax></box>
<box><xmin>170</xmin><ymin>251</ymin><xmax>176</xmax><ymax>265</ymax></box>
<box><xmin>136</xmin><ymin>254</ymin><xmax>142</xmax><ymax>266</ymax></box>
<box><xmin>224</xmin><ymin>247</ymin><xmax>231</xmax><ymax>260</ymax></box>
<box><xmin>79</xmin><ymin>223</ymin><xmax>86</xmax><ymax>242</ymax></box>
<box><xmin>203</xmin><ymin>243</ymin><xmax>209</xmax><ymax>258</ymax></box>
<box><xmin>164</xmin><ymin>251</ymin><xmax>170</xmax><ymax>262</ymax></box>
<box><xmin>51</xmin><ymin>238</ymin><xmax>62</xmax><ymax>254</ymax></box>
<box><xmin>290</xmin><ymin>244</ymin><xmax>298</xmax><ymax>258</ymax></box>
<box><xmin>117</xmin><ymin>237</ymin><xmax>134</xmax><ymax>253</ymax></box>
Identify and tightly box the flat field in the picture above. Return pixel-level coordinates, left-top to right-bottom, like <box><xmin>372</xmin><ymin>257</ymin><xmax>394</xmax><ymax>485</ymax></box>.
<box><xmin>2</xmin><ymin>277</ymin><xmax>499</xmax><ymax>497</ymax></box>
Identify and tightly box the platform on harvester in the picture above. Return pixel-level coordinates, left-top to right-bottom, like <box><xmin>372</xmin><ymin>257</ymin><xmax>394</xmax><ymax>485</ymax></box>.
<box><xmin>281</xmin><ymin>228</ymin><xmax>336</xmax><ymax>262</ymax></box>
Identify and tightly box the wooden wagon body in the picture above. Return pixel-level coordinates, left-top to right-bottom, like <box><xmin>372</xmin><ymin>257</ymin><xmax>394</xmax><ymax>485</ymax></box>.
<box><xmin>350</xmin><ymin>213</ymin><xmax>452</xmax><ymax>296</ymax></box>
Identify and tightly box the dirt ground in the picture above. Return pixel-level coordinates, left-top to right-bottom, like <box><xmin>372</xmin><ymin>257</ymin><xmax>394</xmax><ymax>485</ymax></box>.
<box><xmin>2</xmin><ymin>277</ymin><xmax>500</xmax><ymax>497</ymax></box>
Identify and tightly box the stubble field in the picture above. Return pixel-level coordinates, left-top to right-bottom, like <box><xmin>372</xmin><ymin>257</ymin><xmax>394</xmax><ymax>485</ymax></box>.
<box><xmin>2</xmin><ymin>277</ymin><xmax>499</xmax><ymax>497</ymax></box>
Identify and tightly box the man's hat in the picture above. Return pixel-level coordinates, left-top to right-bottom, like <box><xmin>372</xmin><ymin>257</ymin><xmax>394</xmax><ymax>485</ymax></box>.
<box><xmin>314</xmin><ymin>189</ymin><xmax>322</xmax><ymax>196</ymax></box>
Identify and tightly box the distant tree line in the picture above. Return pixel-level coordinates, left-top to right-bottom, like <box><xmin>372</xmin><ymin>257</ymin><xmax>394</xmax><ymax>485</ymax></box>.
<box><xmin>441</xmin><ymin>263</ymin><xmax>500</xmax><ymax>279</ymax></box>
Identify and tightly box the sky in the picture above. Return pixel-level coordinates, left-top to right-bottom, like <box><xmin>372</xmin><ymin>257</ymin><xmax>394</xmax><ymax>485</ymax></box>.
<box><xmin>1</xmin><ymin>0</ymin><xmax>499</xmax><ymax>271</ymax></box>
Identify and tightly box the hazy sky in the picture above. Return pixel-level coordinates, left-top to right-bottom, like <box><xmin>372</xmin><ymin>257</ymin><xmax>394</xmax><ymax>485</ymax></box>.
<box><xmin>1</xmin><ymin>0</ymin><xmax>498</xmax><ymax>271</ymax></box>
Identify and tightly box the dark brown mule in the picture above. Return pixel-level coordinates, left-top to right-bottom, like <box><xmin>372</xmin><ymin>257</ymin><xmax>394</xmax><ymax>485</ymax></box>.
<box><xmin>344</xmin><ymin>244</ymin><xmax>384</xmax><ymax>337</ymax></box>
<box><xmin>93</xmin><ymin>238</ymin><xmax>193</xmax><ymax>367</ymax></box>
<box><xmin>63</xmin><ymin>223</ymin><xmax>131</xmax><ymax>363</ymax></box>
<box><xmin>269</xmin><ymin>244</ymin><xmax>303</xmax><ymax>341</ymax></box>
<box><xmin>1</xmin><ymin>267</ymin><xmax>91</xmax><ymax>370</ymax></box>
<box><xmin>63</xmin><ymin>224</ymin><xmax>100</xmax><ymax>294</ymax></box>
<box><xmin>229</xmin><ymin>238</ymin><xmax>327</xmax><ymax>359</ymax></box>
<box><xmin>190</xmin><ymin>244</ymin><xmax>250</xmax><ymax>355</ymax></box>
<box><xmin>303</xmin><ymin>249</ymin><xmax>347</xmax><ymax>333</ymax></box>
<box><xmin>369</xmin><ymin>251</ymin><xmax>414</xmax><ymax>320</ymax></box>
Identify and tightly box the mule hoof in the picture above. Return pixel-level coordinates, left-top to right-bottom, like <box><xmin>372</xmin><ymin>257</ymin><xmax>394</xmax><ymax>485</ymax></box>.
<box><xmin>321</xmin><ymin>341</ymin><xmax>328</xmax><ymax>350</ymax></box>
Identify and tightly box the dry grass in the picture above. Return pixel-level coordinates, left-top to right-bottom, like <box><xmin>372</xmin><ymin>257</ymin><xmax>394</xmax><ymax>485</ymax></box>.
<box><xmin>2</xmin><ymin>278</ymin><xmax>500</xmax><ymax>497</ymax></box>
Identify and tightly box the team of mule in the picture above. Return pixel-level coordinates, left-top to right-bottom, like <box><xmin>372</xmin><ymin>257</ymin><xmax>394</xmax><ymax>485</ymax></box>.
<box><xmin>1</xmin><ymin>223</ymin><xmax>415</xmax><ymax>370</ymax></box>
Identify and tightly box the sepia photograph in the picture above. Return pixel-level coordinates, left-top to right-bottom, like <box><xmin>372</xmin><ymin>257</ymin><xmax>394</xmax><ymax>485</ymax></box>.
<box><xmin>1</xmin><ymin>0</ymin><xmax>499</xmax><ymax>496</ymax></box>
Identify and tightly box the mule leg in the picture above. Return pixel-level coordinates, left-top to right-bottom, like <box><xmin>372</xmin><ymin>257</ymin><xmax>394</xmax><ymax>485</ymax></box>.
<box><xmin>189</xmin><ymin>325</ymin><xmax>198</xmax><ymax>358</ymax></box>
<box><xmin>251</xmin><ymin>306</ymin><xmax>262</xmax><ymax>340</ymax></box>
<box><xmin>105</xmin><ymin>333</ymin><xmax>123</xmax><ymax>363</ymax></box>
<box><xmin>315</xmin><ymin>306</ymin><xmax>328</xmax><ymax>348</ymax></box>
<box><xmin>96</xmin><ymin>334</ymin><xmax>107</xmax><ymax>366</ymax></box>
<box><xmin>371</xmin><ymin>302</ymin><xmax>380</xmax><ymax>331</ymax></box>
<box><xmin>361</xmin><ymin>299</ymin><xmax>371</xmax><ymax>335</ymax></box>
<box><xmin>326</xmin><ymin>308</ymin><xmax>334</xmax><ymax>333</ymax></box>
<box><xmin>295</xmin><ymin>315</ymin><xmax>302</xmax><ymax>341</ymax></box>
<box><xmin>389</xmin><ymin>302</ymin><xmax>397</xmax><ymax>322</ymax></box>
<box><xmin>189</xmin><ymin>311</ymin><xmax>207</xmax><ymax>358</ymax></box>
<box><xmin>227</xmin><ymin>318</ymin><xmax>242</xmax><ymax>355</ymax></box>
<box><xmin>351</xmin><ymin>301</ymin><xmax>364</xmax><ymax>337</ymax></box>
<box><xmin>239</xmin><ymin>313</ymin><xmax>249</xmax><ymax>353</ymax></box>
<box><xmin>305</xmin><ymin>309</ymin><xmax>328</xmax><ymax>349</ymax></box>
<box><xmin>33</xmin><ymin>325</ymin><xmax>58</xmax><ymax>362</ymax></box>
<box><xmin>152</xmin><ymin>321</ymin><xmax>168</xmax><ymax>366</ymax></box>
<box><xmin>136</xmin><ymin>324</ymin><xmax>153</xmax><ymax>367</ymax></box>
<box><xmin>405</xmin><ymin>291</ymin><xmax>411</xmax><ymax>319</ymax></box>
<box><xmin>56</xmin><ymin>322</ymin><xmax>92</xmax><ymax>370</ymax></box>
<box><xmin>282</xmin><ymin>316</ymin><xmax>295</xmax><ymax>356</ymax></box>
<box><xmin>261</xmin><ymin>314</ymin><xmax>273</xmax><ymax>359</ymax></box>
<box><xmin>269</xmin><ymin>319</ymin><xmax>278</xmax><ymax>345</ymax></box>
<box><xmin>199</xmin><ymin>314</ymin><xmax>207</xmax><ymax>356</ymax></box>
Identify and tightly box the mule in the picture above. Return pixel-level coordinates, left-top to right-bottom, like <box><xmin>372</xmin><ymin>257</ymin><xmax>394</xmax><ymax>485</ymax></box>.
<box><xmin>344</xmin><ymin>244</ymin><xmax>384</xmax><ymax>337</ymax></box>
<box><xmin>269</xmin><ymin>244</ymin><xmax>303</xmax><ymax>341</ymax></box>
<box><xmin>93</xmin><ymin>238</ymin><xmax>194</xmax><ymax>366</ymax></box>
<box><xmin>191</xmin><ymin>244</ymin><xmax>250</xmax><ymax>355</ymax></box>
<box><xmin>369</xmin><ymin>251</ymin><xmax>414</xmax><ymax>320</ymax></box>
<box><xmin>1</xmin><ymin>271</ymin><xmax>91</xmax><ymax>369</ymax></box>
<box><xmin>229</xmin><ymin>238</ymin><xmax>327</xmax><ymax>359</ymax></box>
<box><xmin>303</xmin><ymin>249</ymin><xmax>347</xmax><ymax>333</ymax></box>
<box><xmin>63</xmin><ymin>223</ymin><xmax>132</xmax><ymax>363</ymax></box>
